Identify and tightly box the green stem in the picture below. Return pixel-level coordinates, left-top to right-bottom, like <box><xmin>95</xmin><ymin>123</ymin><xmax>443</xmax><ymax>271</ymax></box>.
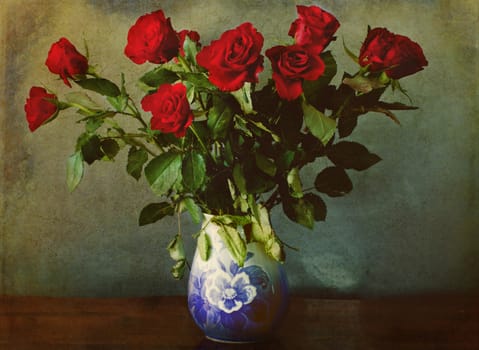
<box><xmin>189</xmin><ymin>123</ymin><xmax>212</xmax><ymax>160</ymax></box>
<box><xmin>177</xmin><ymin>55</ymin><xmax>192</xmax><ymax>73</ymax></box>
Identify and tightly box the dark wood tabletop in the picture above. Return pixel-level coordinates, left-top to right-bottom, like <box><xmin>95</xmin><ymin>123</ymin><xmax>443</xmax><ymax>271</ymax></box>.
<box><xmin>0</xmin><ymin>295</ymin><xmax>477</xmax><ymax>349</ymax></box>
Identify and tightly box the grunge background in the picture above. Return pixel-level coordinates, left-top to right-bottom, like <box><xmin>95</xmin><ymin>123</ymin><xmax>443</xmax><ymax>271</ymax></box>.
<box><xmin>1</xmin><ymin>0</ymin><xmax>478</xmax><ymax>296</ymax></box>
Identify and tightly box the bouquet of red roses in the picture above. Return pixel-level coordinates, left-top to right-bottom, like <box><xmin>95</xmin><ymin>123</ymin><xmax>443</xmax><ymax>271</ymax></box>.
<box><xmin>25</xmin><ymin>5</ymin><xmax>427</xmax><ymax>277</ymax></box>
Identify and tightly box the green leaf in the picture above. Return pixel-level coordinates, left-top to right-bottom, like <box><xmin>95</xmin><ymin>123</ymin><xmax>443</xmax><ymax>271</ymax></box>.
<box><xmin>265</xmin><ymin>235</ymin><xmax>285</xmax><ymax>262</ymax></box>
<box><xmin>178</xmin><ymin>72</ymin><xmax>216</xmax><ymax>90</ymax></box>
<box><xmin>282</xmin><ymin>197</ymin><xmax>315</xmax><ymax>229</ymax></box>
<box><xmin>327</xmin><ymin>141</ymin><xmax>381</xmax><ymax>171</ymax></box>
<box><xmin>233</xmin><ymin>163</ymin><xmax>247</xmax><ymax>194</ymax></box>
<box><xmin>255</xmin><ymin>153</ymin><xmax>277</xmax><ymax>177</ymax></box>
<box><xmin>302</xmin><ymin>100</ymin><xmax>336</xmax><ymax>146</ymax></box>
<box><xmin>127</xmin><ymin>146</ymin><xmax>148</xmax><ymax>181</ymax></box>
<box><xmin>171</xmin><ymin>259</ymin><xmax>186</xmax><ymax>280</ymax></box>
<box><xmin>145</xmin><ymin>152</ymin><xmax>182</xmax><ymax>196</ymax></box>
<box><xmin>304</xmin><ymin>193</ymin><xmax>327</xmax><ymax>221</ymax></box>
<box><xmin>207</xmin><ymin>96</ymin><xmax>234</xmax><ymax>140</ymax></box>
<box><xmin>182</xmin><ymin>197</ymin><xmax>202</xmax><ymax>224</ymax></box>
<box><xmin>80</xmin><ymin>134</ymin><xmax>104</xmax><ymax>164</ymax></box>
<box><xmin>287</xmin><ymin>167</ymin><xmax>303</xmax><ymax>199</ymax></box>
<box><xmin>107</xmin><ymin>94</ymin><xmax>128</xmax><ymax>112</ymax></box>
<box><xmin>75</xmin><ymin>78</ymin><xmax>121</xmax><ymax>97</ymax></box>
<box><xmin>182</xmin><ymin>35</ymin><xmax>199</xmax><ymax>66</ymax></box>
<box><xmin>66</xmin><ymin>151</ymin><xmax>84</xmax><ymax>193</ymax></box>
<box><xmin>85</xmin><ymin>115</ymin><xmax>104</xmax><ymax>133</ymax></box>
<box><xmin>167</xmin><ymin>234</ymin><xmax>186</xmax><ymax>261</ymax></box>
<box><xmin>231</xmin><ymin>82</ymin><xmax>254</xmax><ymax>114</ymax></box>
<box><xmin>315</xmin><ymin>166</ymin><xmax>353</xmax><ymax>197</ymax></box>
<box><xmin>100</xmin><ymin>139</ymin><xmax>120</xmax><ymax>160</ymax></box>
<box><xmin>197</xmin><ymin>230</ymin><xmax>211</xmax><ymax>261</ymax></box>
<box><xmin>216</xmin><ymin>223</ymin><xmax>247</xmax><ymax>266</ymax></box>
<box><xmin>139</xmin><ymin>68</ymin><xmax>179</xmax><ymax>89</ymax></box>
<box><xmin>182</xmin><ymin>151</ymin><xmax>206</xmax><ymax>192</ymax></box>
<box><xmin>138</xmin><ymin>202</ymin><xmax>174</xmax><ymax>226</ymax></box>
<box><xmin>65</xmin><ymin>91</ymin><xmax>101</xmax><ymax>111</ymax></box>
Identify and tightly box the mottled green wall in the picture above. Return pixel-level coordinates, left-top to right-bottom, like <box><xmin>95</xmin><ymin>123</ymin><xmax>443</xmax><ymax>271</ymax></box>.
<box><xmin>1</xmin><ymin>0</ymin><xmax>478</xmax><ymax>297</ymax></box>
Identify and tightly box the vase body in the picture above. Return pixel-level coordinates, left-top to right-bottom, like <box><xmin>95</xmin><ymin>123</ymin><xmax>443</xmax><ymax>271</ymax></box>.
<box><xmin>187</xmin><ymin>215</ymin><xmax>289</xmax><ymax>343</ymax></box>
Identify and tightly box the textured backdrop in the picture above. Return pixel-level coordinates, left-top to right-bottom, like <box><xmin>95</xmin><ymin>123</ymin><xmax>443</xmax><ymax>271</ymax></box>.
<box><xmin>1</xmin><ymin>0</ymin><xmax>478</xmax><ymax>297</ymax></box>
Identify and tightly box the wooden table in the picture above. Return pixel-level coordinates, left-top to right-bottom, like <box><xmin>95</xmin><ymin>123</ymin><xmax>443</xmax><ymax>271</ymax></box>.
<box><xmin>0</xmin><ymin>295</ymin><xmax>477</xmax><ymax>349</ymax></box>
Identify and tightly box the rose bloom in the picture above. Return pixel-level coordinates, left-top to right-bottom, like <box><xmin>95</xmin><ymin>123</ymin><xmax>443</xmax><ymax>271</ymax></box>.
<box><xmin>266</xmin><ymin>44</ymin><xmax>325</xmax><ymax>101</ymax></box>
<box><xmin>141</xmin><ymin>83</ymin><xmax>193</xmax><ymax>138</ymax></box>
<box><xmin>125</xmin><ymin>9</ymin><xmax>179</xmax><ymax>64</ymax></box>
<box><xmin>177</xmin><ymin>30</ymin><xmax>200</xmax><ymax>57</ymax></box>
<box><xmin>359</xmin><ymin>27</ymin><xmax>428</xmax><ymax>79</ymax></box>
<box><xmin>196</xmin><ymin>22</ymin><xmax>264</xmax><ymax>91</ymax></box>
<box><xmin>24</xmin><ymin>87</ymin><xmax>58</xmax><ymax>132</ymax></box>
<box><xmin>45</xmin><ymin>38</ymin><xmax>88</xmax><ymax>87</ymax></box>
<box><xmin>288</xmin><ymin>5</ymin><xmax>340</xmax><ymax>54</ymax></box>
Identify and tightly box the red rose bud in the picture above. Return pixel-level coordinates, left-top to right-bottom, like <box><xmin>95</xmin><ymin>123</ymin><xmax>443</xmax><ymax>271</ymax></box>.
<box><xmin>45</xmin><ymin>38</ymin><xmax>88</xmax><ymax>87</ymax></box>
<box><xmin>359</xmin><ymin>27</ymin><xmax>428</xmax><ymax>79</ymax></box>
<box><xmin>141</xmin><ymin>83</ymin><xmax>193</xmax><ymax>138</ymax></box>
<box><xmin>125</xmin><ymin>9</ymin><xmax>179</xmax><ymax>64</ymax></box>
<box><xmin>196</xmin><ymin>22</ymin><xmax>264</xmax><ymax>91</ymax></box>
<box><xmin>266</xmin><ymin>44</ymin><xmax>325</xmax><ymax>101</ymax></box>
<box><xmin>177</xmin><ymin>30</ymin><xmax>200</xmax><ymax>57</ymax></box>
<box><xmin>24</xmin><ymin>87</ymin><xmax>59</xmax><ymax>132</ymax></box>
<box><xmin>288</xmin><ymin>5</ymin><xmax>340</xmax><ymax>54</ymax></box>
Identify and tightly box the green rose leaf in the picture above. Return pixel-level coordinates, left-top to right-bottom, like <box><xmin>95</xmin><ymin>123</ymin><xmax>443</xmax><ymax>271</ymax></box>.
<box><xmin>207</xmin><ymin>96</ymin><xmax>234</xmax><ymax>140</ymax></box>
<box><xmin>79</xmin><ymin>134</ymin><xmax>104</xmax><ymax>165</ymax></box>
<box><xmin>287</xmin><ymin>167</ymin><xmax>303</xmax><ymax>199</ymax></box>
<box><xmin>75</xmin><ymin>78</ymin><xmax>121</xmax><ymax>97</ymax></box>
<box><xmin>171</xmin><ymin>259</ymin><xmax>186</xmax><ymax>280</ymax></box>
<box><xmin>265</xmin><ymin>235</ymin><xmax>285</xmax><ymax>262</ymax></box>
<box><xmin>282</xmin><ymin>196</ymin><xmax>315</xmax><ymax>229</ymax></box>
<box><xmin>126</xmin><ymin>146</ymin><xmax>149</xmax><ymax>181</ymax></box>
<box><xmin>255</xmin><ymin>153</ymin><xmax>277</xmax><ymax>177</ymax></box>
<box><xmin>100</xmin><ymin>139</ymin><xmax>120</xmax><ymax>160</ymax></box>
<box><xmin>231</xmin><ymin>82</ymin><xmax>254</xmax><ymax>114</ymax></box>
<box><xmin>304</xmin><ymin>193</ymin><xmax>327</xmax><ymax>221</ymax></box>
<box><xmin>139</xmin><ymin>68</ymin><xmax>179</xmax><ymax>89</ymax></box>
<box><xmin>182</xmin><ymin>35</ymin><xmax>199</xmax><ymax>66</ymax></box>
<box><xmin>314</xmin><ymin>166</ymin><xmax>353</xmax><ymax>197</ymax></box>
<box><xmin>197</xmin><ymin>230</ymin><xmax>211</xmax><ymax>261</ymax></box>
<box><xmin>302</xmin><ymin>100</ymin><xmax>336</xmax><ymax>146</ymax></box>
<box><xmin>182</xmin><ymin>197</ymin><xmax>202</xmax><ymax>224</ymax></box>
<box><xmin>145</xmin><ymin>152</ymin><xmax>182</xmax><ymax>196</ymax></box>
<box><xmin>138</xmin><ymin>202</ymin><xmax>174</xmax><ymax>226</ymax></box>
<box><xmin>178</xmin><ymin>72</ymin><xmax>216</xmax><ymax>91</ymax></box>
<box><xmin>216</xmin><ymin>223</ymin><xmax>247</xmax><ymax>267</ymax></box>
<box><xmin>85</xmin><ymin>115</ymin><xmax>104</xmax><ymax>133</ymax></box>
<box><xmin>66</xmin><ymin>151</ymin><xmax>84</xmax><ymax>193</ymax></box>
<box><xmin>167</xmin><ymin>234</ymin><xmax>186</xmax><ymax>261</ymax></box>
<box><xmin>182</xmin><ymin>151</ymin><xmax>206</xmax><ymax>192</ymax></box>
<box><xmin>65</xmin><ymin>91</ymin><xmax>101</xmax><ymax>111</ymax></box>
<box><xmin>327</xmin><ymin>141</ymin><xmax>381</xmax><ymax>171</ymax></box>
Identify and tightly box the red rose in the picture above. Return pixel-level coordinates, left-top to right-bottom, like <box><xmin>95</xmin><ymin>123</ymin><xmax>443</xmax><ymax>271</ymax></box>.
<box><xmin>288</xmin><ymin>5</ymin><xmax>340</xmax><ymax>54</ymax></box>
<box><xmin>266</xmin><ymin>44</ymin><xmax>325</xmax><ymax>101</ymax></box>
<box><xmin>141</xmin><ymin>83</ymin><xmax>193</xmax><ymax>138</ymax></box>
<box><xmin>177</xmin><ymin>30</ymin><xmax>200</xmax><ymax>57</ymax></box>
<box><xmin>196</xmin><ymin>22</ymin><xmax>264</xmax><ymax>91</ymax></box>
<box><xmin>359</xmin><ymin>27</ymin><xmax>428</xmax><ymax>79</ymax></box>
<box><xmin>24</xmin><ymin>87</ymin><xmax>58</xmax><ymax>132</ymax></box>
<box><xmin>125</xmin><ymin>10</ymin><xmax>179</xmax><ymax>64</ymax></box>
<box><xmin>45</xmin><ymin>38</ymin><xmax>88</xmax><ymax>87</ymax></box>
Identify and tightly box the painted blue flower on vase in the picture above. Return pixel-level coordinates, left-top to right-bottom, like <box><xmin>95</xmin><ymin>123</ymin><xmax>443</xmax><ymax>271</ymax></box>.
<box><xmin>188</xmin><ymin>253</ymin><xmax>274</xmax><ymax>339</ymax></box>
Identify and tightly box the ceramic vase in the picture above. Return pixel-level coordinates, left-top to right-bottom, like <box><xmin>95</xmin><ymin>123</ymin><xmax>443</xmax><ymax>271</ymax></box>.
<box><xmin>187</xmin><ymin>215</ymin><xmax>289</xmax><ymax>343</ymax></box>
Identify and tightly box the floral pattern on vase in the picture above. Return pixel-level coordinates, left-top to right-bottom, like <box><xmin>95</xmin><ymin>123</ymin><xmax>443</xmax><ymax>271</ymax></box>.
<box><xmin>188</xmin><ymin>219</ymin><xmax>288</xmax><ymax>342</ymax></box>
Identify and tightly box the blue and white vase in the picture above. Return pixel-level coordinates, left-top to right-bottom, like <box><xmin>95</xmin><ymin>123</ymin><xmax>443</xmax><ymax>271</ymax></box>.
<box><xmin>187</xmin><ymin>215</ymin><xmax>289</xmax><ymax>343</ymax></box>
